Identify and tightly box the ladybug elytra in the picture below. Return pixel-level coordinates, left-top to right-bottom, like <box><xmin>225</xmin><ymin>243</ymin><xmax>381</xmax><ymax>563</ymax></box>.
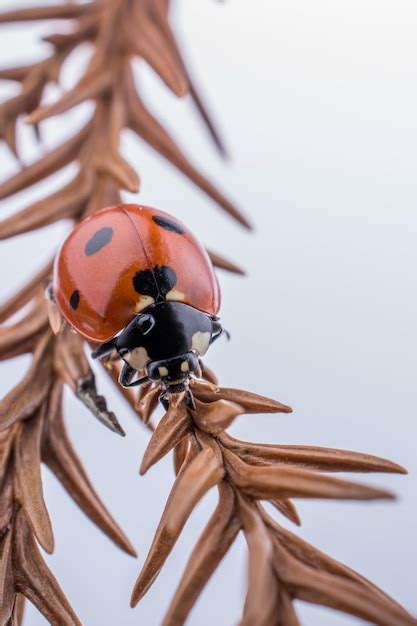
<box><xmin>52</xmin><ymin>204</ymin><xmax>226</xmax><ymax>396</ymax></box>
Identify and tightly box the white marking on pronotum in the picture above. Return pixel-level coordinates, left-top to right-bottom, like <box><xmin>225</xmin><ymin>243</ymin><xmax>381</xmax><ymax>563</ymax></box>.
<box><xmin>134</xmin><ymin>295</ymin><xmax>155</xmax><ymax>313</ymax></box>
<box><xmin>181</xmin><ymin>360</ymin><xmax>190</xmax><ymax>373</ymax></box>
<box><xmin>125</xmin><ymin>346</ymin><xmax>150</xmax><ymax>371</ymax></box>
<box><xmin>158</xmin><ymin>366</ymin><xmax>169</xmax><ymax>377</ymax></box>
<box><xmin>191</xmin><ymin>331</ymin><xmax>211</xmax><ymax>356</ymax></box>
<box><xmin>166</xmin><ymin>289</ymin><xmax>185</xmax><ymax>302</ymax></box>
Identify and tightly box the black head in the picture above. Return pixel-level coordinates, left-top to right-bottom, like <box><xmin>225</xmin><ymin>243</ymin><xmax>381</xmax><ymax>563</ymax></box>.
<box><xmin>91</xmin><ymin>301</ymin><xmax>224</xmax><ymax>389</ymax></box>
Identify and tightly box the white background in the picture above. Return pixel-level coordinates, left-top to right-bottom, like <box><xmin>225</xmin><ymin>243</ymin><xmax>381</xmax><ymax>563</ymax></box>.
<box><xmin>1</xmin><ymin>1</ymin><xmax>417</xmax><ymax>625</ymax></box>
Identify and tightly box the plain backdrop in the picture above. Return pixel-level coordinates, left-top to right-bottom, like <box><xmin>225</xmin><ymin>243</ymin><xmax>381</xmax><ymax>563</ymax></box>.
<box><xmin>1</xmin><ymin>1</ymin><xmax>417</xmax><ymax>625</ymax></box>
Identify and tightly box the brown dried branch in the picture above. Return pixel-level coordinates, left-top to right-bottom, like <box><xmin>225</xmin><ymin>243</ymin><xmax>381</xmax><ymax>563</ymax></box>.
<box><xmin>0</xmin><ymin>1</ymin><xmax>248</xmax><ymax>621</ymax></box>
<box><xmin>128</xmin><ymin>376</ymin><xmax>416</xmax><ymax>625</ymax></box>
<box><xmin>0</xmin><ymin>2</ymin><xmax>413</xmax><ymax>625</ymax></box>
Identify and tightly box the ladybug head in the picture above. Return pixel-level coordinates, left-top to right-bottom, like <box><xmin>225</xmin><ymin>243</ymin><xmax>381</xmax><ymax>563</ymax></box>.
<box><xmin>92</xmin><ymin>301</ymin><xmax>225</xmax><ymax>390</ymax></box>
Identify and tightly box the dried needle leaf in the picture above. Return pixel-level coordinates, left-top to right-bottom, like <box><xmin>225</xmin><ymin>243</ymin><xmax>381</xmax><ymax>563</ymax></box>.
<box><xmin>136</xmin><ymin>385</ymin><xmax>160</xmax><ymax>425</ymax></box>
<box><xmin>0</xmin><ymin>259</ymin><xmax>53</xmax><ymax>324</ymax></box>
<box><xmin>47</xmin><ymin>298</ymin><xmax>63</xmax><ymax>336</ymax></box>
<box><xmin>0</xmin><ymin>333</ymin><xmax>52</xmax><ymax>431</ymax></box>
<box><xmin>207</xmin><ymin>249</ymin><xmax>246</xmax><ymax>275</ymax></box>
<box><xmin>223</xmin><ymin>449</ymin><xmax>395</xmax><ymax>501</ymax></box>
<box><xmin>0</xmin><ymin>5</ymin><xmax>95</xmax><ymax>23</ymax></box>
<box><xmin>260</xmin><ymin>507</ymin><xmax>403</xmax><ymax>608</ymax></box>
<box><xmin>162</xmin><ymin>483</ymin><xmax>240</xmax><ymax>626</ymax></box>
<box><xmin>0</xmin><ymin>174</ymin><xmax>92</xmax><ymax>240</ymax></box>
<box><xmin>127</xmin><ymin>85</ymin><xmax>251</xmax><ymax>229</ymax></box>
<box><xmin>0</xmin><ymin>125</ymin><xmax>89</xmax><ymax>199</ymax></box>
<box><xmin>43</xmin><ymin>387</ymin><xmax>136</xmax><ymax>557</ymax></box>
<box><xmin>140</xmin><ymin>393</ymin><xmax>190</xmax><ymax>475</ymax></box>
<box><xmin>11</xmin><ymin>594</ymin><xmax>25</xmax><ymax>626</ymax></box>
<box><xmin>14</xmin><ymin>410</ymin><xmax>54</xmax><ymax>554</ymax></box>
<box><xmin>27</xmin><ymin>69</ymin><xmax>112</xmax><ymax>125</ymax></box>
<box><xmin>0</xmin><ymin>531</ymin><xmax>15</xmax><ymax>624</ymax></box>
<box><xmin>271</xmin><ymin>499</ymin><xmax>301</xmax><ymax>527</ymax></box>
<box><xmin>191</xmin><ymin>379</ymin><xmax>293</xmax><ymax>414</ymax></box>
<box><xmin>126</xmin><ymin>5</ymin><xmax>188</xmax><ymax>97</ymax></box>
<box><xmin>238</xmin><ymin>496</ymin><xmax>277</xmax><ymax>626</ymax></box>
<box><xmin>220</xmin><ymin>433</ymin><xmax>407</xmax><ymax>474</ymax></box>
<box><xmin>0</xmin><ymin>305</ymin><xmax>49</xmax><ymax>358</ymax></box>
<box><xmin>272</xmin><ymin>538</ymin><xmax>416</xmax><ymax>626</ymax></box>
<box><xmin>192</xmin><ymin>398</ymin><xmax>243</xmax><ymax>435</ymax></box>
<box><xmin>131</xmin><ymin>439</ymin><xmax>223</xmax><ymax>606</ymax></box>
<box><xmin>13</xmin><ymin>509</ymin><xmax>82</xmax><ymax>626</ymax></box>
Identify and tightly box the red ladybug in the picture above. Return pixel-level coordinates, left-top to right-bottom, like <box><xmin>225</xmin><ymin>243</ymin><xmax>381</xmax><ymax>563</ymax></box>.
<box><xmin>52</xmin><ymin>204</ymin><xmax>226</xmax><ymax>395</ymax></box>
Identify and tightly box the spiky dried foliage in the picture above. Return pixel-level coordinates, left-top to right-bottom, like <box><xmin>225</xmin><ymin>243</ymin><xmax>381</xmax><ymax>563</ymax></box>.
<box><xmin>0</xmin><ymin>0</ymin><xmax>246</xmax><ymax>623</ymax></box>
<box><xmin>129</xmin><ymin>375</ymin><xmax>416</xmax><ymax>626</ymax></box>
<box><xmin>0</xmin><ymin>2</ymin><xmax>414</xmax><ymax>626</ymax></box>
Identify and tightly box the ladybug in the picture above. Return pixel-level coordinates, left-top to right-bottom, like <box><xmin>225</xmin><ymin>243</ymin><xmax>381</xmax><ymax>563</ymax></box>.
<box><xmin>52</xmin><ymin>204</ymin><xmax>226</xmax><ymax>397</ymax></box>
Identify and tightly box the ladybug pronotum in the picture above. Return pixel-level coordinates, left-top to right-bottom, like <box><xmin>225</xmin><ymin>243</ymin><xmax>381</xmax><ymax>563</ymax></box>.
<box><xmin>52</xmin><ymin>204</ymin><xmax>226</xmax><ymax>400</ymax></box>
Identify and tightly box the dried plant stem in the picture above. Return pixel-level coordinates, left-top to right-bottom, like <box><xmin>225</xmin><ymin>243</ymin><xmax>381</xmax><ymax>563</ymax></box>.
<box><xmin>127</xmin><ymin>376</ymin><xmax>415</xmax><ymax>626</ymax></box>
<box><xmin>0</xmin><ymin>1</ymin><xmax>245</xmax><ymax>621</ymax></box>
<box><xmin>0</xmin><ymin>2</ymin><xmax>414</xmax><ymax>625</ymax></box>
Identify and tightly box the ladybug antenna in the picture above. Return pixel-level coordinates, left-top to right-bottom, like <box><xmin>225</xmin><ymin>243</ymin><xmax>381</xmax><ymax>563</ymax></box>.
<box><xmin>92</xmin><ymin>338</ymin><xmax>117</xmax><ymax>360</ymax></box>
<box><xmin>211</xmin><ymin>320</ymin><xmax>230</xmax><ymax>344</ymax></box>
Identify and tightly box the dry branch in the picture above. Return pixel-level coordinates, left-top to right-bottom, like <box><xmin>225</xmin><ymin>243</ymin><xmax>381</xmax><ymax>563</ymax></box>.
<box><xmin>0</xmin><ymin>2</ymin><xmax>414</xmax><ymax>626</ymax></box>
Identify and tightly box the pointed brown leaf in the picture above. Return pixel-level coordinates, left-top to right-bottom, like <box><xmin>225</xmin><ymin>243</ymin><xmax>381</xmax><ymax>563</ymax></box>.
<box><xmin>162</xmin><ymin>483</ymin><xmax>240</xmax><ymax>626</ymax></box>
<box><xmin>11</xmin><ymin>594</ymin><xmax>25</xmax><ymax>626</ymax></box>
<box><xmin>207</xmin><ymin>249</ymin><xmax>246</xmax><ymax>275</ymax></box>
<box><xmin>0</xmin><ymin>5</ymin><xmax>95</xmax><ymax>23</ymax></box>
<box><xmin>140</xmin><ymin>393</ymin><xmax>190</xmax><ymax>475</ymax></box>
<box><xmin>0</xmin><ymin>174</ymin><xmax>92</xmax><ymax>240</ymax></box>
<box><xmin>136</xmin><ymin>385</ymin><xmax>160</xmax><ymax>425</ymax></box>
<box><xmin>0</xmin><ymin>333</ymin><xmax>52</xmax><ymax>431</ymax></box>
<box><xmin>271</xmin><ymin>499</ymin><xmax>301</xmax><ymax>527</ymax></box>
<box><xmin>14</xmin><ymin>409</ymin><xmax>54</xmax><ymax>554</ymax></box>
<box><xmin>53</xmin><ymin>327</ymin><xmax>90</xmax><ymax>390</ymax></box>
<box><xmin>0</xmin><ymin>65</ymin><xmax>33</xmax><ymax>82</ymax></box>
<box><xmin>238</xmin><ymin>496</ymin><xmax>278</xmax><ymax>626</ymax></box>
<box><xmin>192</xmin><ymin>398</ymin><xmax>243</xmax><ymax>435</ymax></box>
<box><xmin>0</xmin><ymin>530</ymin><xmax>15</xmax><ymax>624</ymax></box>
<box><xmin>127</xmin><ymin>83</ymin><xmax>251</xmax><ymax>229</ymax></box>
<box><xmin>277</xmin><ymin>589</ymin><xmax>301</xmax><ymax>625</ymax></box>
<box><xmin>272</xmin><ymin>538</ymin><xmax>416</xmax><ymax>626</ymax></box>
<box><xmin>0</xmin><ymin>305</ymin><xmax>49</xmax><ymax>358</ymax></box>
<box><xmin>47</xmin><ymin>297</ymin><xmax>64</xmax><ymax>335</ymax></box>
<box><xmin>192</xmin><ymin>379</ymin><xmax>293</xmax><ymax>414</ymax></box>
<box><xmin>0</xmin><ymin>259</ymin><xmax>53</xmax><ymax>324</ymax></box>
<box><xmin>223</xmin><ymin>449</ymin><xmax>395</xmax><ymax>501</ymax></box>
<box><xmin>221</xmin><ymin>433</ymin><xmax>406</xmax><ymax>474</ymax></box>
<box><xmin>200</xmin><ymin>362</ymin><xmax>218</xmax><ymax>386</ymax></box>
<box><xmin>0</xmin><ymin>125</ymin><xmax>89</xmax><ymax>199</ymax></box>
<box><xmin>131</xmin><ymin>439</ymin><xmax>223</xmax><ymax>606</ymax></box>
<box><xmin>13</xmin><ymin>509</ymin><xmax>81</xmax><ymax>625</ymax></box>
<box><xmin>126</xmin><ymin>7</ymin><xmax>188</xmax><ymax>97</ymax></box>
<box><xmin>27</xmin><ymin>68</ymin><xmax>112</xmax><ymax>125</ymax></box>
<box><xmin>260</xmin><ymin>507</ymin><xmax>404</xmax><ymax>609</ymax></box>
<box><xmin>43</xmin><ymin>387</ymin><xmax>136</xmax><ymax>557</ymax></box>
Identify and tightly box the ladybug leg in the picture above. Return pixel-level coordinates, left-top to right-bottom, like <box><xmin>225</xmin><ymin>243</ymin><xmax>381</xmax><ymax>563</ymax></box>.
<box><xmin>91</xmin><ymin>338</ymin><xmax>117</xmax><ymax>359</ymax></box>
<box><xmin>119</xmin><ymin>361</ymin><xmax>149</xmax><ymax>388</ymax></box>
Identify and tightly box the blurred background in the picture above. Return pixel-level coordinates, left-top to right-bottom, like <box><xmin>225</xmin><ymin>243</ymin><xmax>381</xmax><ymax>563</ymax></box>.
<box><xmin>1</xmin><ymin>1</ymin><xmax>417</xmax><ymax>624</ymax></box>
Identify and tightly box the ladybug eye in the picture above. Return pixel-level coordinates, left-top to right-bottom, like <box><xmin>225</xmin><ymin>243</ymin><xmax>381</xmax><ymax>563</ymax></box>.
<box><xmin>137</xmin><ymin>314</ymin><xmax>155</xmax><ymax>335</ymax></box>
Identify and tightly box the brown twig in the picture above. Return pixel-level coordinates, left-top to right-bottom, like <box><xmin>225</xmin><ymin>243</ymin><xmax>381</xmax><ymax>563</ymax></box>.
<box><xmin>129</xmin><ymin>377</ymin><xmax>415</xmax><ymax>626</ymax></box>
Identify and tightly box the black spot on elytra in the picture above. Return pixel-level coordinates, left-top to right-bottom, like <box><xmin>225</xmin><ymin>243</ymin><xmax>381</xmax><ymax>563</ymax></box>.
<box><xmin>152</xmin><ymin>215</ymin><xmax>185</xmax><ymax>235</ymax></box>
<box><xmin>85</xmin><ymin>227</ymin><xmax>113</xmax><ymax>256</ymax></box>
<box><xmin>133</xmin><ymin>265</ymin><xmax>177</xmax><ymax>301</ymax></box>
<box><xmin>69</xmin><ymin>290</ymin><xmax>80</xmax><ymax>310</ymax></box>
